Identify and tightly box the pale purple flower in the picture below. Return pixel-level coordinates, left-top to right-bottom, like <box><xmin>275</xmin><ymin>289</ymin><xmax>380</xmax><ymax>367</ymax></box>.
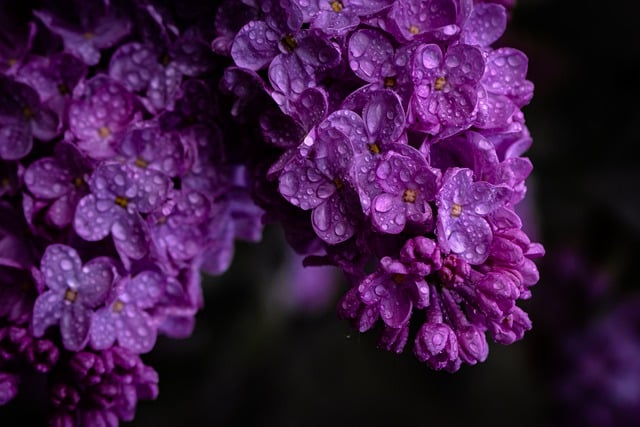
<box><xmin>90</xmin><ymin>271</ymin><xmax>165</xmax><ymax>354</ymax></box>
<box><xmin>436</xmin><ymin>167</ymin><xmax>511</xmax><ymax>264</ymax></box>
<box><xmin>0</xmin><ymin>77</ymin><xmax>59</xmax><ymax>160</ymax></box>
<box><xmin>23</xmin><ymin>142</ymin><xmax>92</xmax><ymax>228</ymax></box>
<box><xmin>68</xmin><ymin>75</ymin><xmax>139</xmax><ymax>160</ymax></box>
<box><xmin>371</xmin><ymin>146</ymin><xmax>440</xmax><ymax>234</ymax></box>
<box><xmin>31</xmin><ymin>244</ymin><xmax>114</xmax><ymax>351</ymax></box>
<box><xmin>410</xmin><ymin>43</ymin><xmax>485</xmax><ymax>134</ymax></box>
<box><xmin>33</xmin><ymin>0</ymin><xmax>131</xmax><ymax>66</ymax></box>
<box><xmin>310</xmin><ymin>0</ymin><xmax>394</xmax><ymax>36</ymax></box>
<box><xmin>386</xmin><ymin>0</ymin><xmax>473</xmax><ymax>42</ymax></box>
<box><xmin>73</xmin><ymin>163</ymin><xmax>171</xmax><ymax>262</ymax></box>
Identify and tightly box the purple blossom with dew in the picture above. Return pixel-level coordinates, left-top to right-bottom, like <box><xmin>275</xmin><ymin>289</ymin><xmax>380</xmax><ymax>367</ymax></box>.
<box><xmin>31</xmin><ymin>244</ymin><xmax>115</xmax><ymax>351</ymax></box>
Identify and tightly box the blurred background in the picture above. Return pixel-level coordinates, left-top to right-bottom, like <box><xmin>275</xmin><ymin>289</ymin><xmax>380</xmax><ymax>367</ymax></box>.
<box><xmin>3</xmin><ymin>0</ymin><xmax>640</xmax><ymax>425</ymax></box>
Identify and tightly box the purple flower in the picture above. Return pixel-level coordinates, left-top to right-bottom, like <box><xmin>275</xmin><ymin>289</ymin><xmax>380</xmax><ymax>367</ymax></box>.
<box><xmin>410</xmin><ymin>43</ymin><xmax>485</xmax><ymax>134</ymax></box>
<box><xmin>278</xmin><ymin>127</ymin><xmax>359</xmax><ymax>244</ymax></box>
<box><xmin>371</xmin><ymin>146</ymin><xmax>440</xmax><ymax>234</ymax></box>
<box><xmin>0</xmin><ymin>77</ymin><xmax>59</xmax><ymax>160</ymax></box>
<box><xmin>386</xmin><ymin>0</ymin><xmax>473</xmax><ymax>42</ymax></box>
<box><xmin>311</xmin><ymin>0</ymin><xmax>394</xmax><ymax>36</ymax></box>
<box><xmin>33</xmin><ymin>0</ymin><xmax>131</xmax><ymax>66</ymax></box>
<box><xmin>31</xmin><ymin>244</ymin><xmax>114</xmax><ymax>351</ymax></box>
<box><xmin>0</xmin><ymin>372</ymin><xmax>18</xmax><ymax>405</ymax></box>
<box><xmin>90</xmin><ymin>271</ymin><xmax>165</xmax><ymax>354</ymax></box>
<box><xmin>23</xmin><ymin>142</ymin><xmax>92</xmax><ymax>228</ymax></box>
<box><xmin>461</xmin><ymin>3</ymin><xmax>507</xmax><ymax>47</ymax></box>
<box><xmin>68</xmin><ymin>75</ymin><xmax>139</xmax><ymax>160</ymax></box>
<box><xmin>436</xmin><ymin>167</ymin><xmax>511</xmax><ymax>264</ymax></box>
<box><xmin>73</xmin><ymin>163</ymin><xmax>171</xmax><ymax>262</ymax></box>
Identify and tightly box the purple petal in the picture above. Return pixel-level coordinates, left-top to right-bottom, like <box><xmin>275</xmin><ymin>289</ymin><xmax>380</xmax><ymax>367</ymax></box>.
<box><xmin>109</xmin><ymin>42</ymin><xmax>158</xmax><ymax>92</ymax></box>
<box><xmin>311</xmin><ymin>193</ymin><xmax>356</xmax><ymax>244</ymax></box>
<box><xmin>279</xmin><ymin>157</ymin><xmax>335</xmax><ymax>211</ymax></box>
<box><xmin>0</xmin><ymin>121</ymin><xmax>31</xmax><ymax>160</ymax></box>
<box><xmin>80</xmin><ymin>258</ymin><xmax>114</xmax><ymax>308</ymax></box>
<box><xmin>443</xmin><ymin>44</ymin><xmax>485</xmax><ymax>87</ymax></box>
<box><xmin>348</xmin><ymin>29</ymin><xmax>394</xmax><ymax>83</ymax></box>
<box><xmin>31</xmin><ymin>290</ymin><xmax>63</xmax><ymax>337</ymax></box>
<box><xmin>111</xmin><ymin>213</ymin><xmax>149</xmax><ymax>260</ymax></box>
<box><xmin>90</xmin><ymin>309</ymin><xmax>117</xmax><ymax>350</ymax></box>
<box><xmin>371</xmin><ymin>193</ymin><xmax>405</xmax><ymax>234</ymax></box>
<box><xmin>446</xmin><ymin>214</ymin><xmax>493</xmax><ymax>264</ymax></box>
<box><xmin>60</xmin><ymin>303</ymin><xmax>92</xmax><ymax>351</ymax></box>
<box><xmin>230</xmin><ymin>21</ymin><xmax>279</xmax><ymax>71</ymax></box>
<box><xmin>24</xmin><ymin>158</ymin><xmax>72</xmax><ymax>199</ymax></box>
<box><xmin>312</xmin><ymin>9</ymin><xmax>359</xmax><ymax>36</ymax></box>
<box><xmin>117</xmin><ymin>306</ymin><xmax>157</xmax><ymax>353</ymax></box>
<box><xmin>74</xmin><ymin>194</ymin><xmax>118</xmax><ymax>241</ymax></box>
<box><xmin>125</xmin><ymin>271</ymin><xmax>164</xmax><ymax>309</ymax></box>
<box><xmin>40</xmin><ymin>244</ymin><xmax>82</xmax><ymax>291</ymax></box>
<box><xmin>380</xmin><ymin>285</ymin><xmax>412</xmax><ymax>328</ymax></box>
<box><xmin>362</xmin><ymin>90</ymin><xmax>405</xmax><ymax>144</ymax></box>
<box><xmin>462</xmin><ymin>3</ymin><xmax>507</xmax><ymax>47</ymax></box>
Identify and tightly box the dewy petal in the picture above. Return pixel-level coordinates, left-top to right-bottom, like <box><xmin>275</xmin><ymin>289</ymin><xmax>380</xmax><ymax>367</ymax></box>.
<box><xmin>117</xmin><ymin>306</ymin><xmax>156</xmax><ymax>354</ymax></box>
<box><xmin>380</xmin><ymin>285</ymin><xmax>412</xmax><ymax>328</ymax></box>
<box><xmin>111</xmin><ymin>213</ymin><xmax>149</xmax><ymax>260</ymax></box>
<box><xmin>268</xmin><ymin>53</ymin><xmax>314</xmax><ymax>102</ymax></box>
<box><xmin>109</xmin><ymin>42</ymin><xmax>158</xmax><ymax>92</ymax></box>
<box><xmin>411</xmin><ymin>43</ymin><xmax>443</xmax><ymax>87</ymax></box>
<box><xmin>311</xmin><ymin>193</ymin><xmax>356</xmax><ymax>244</ymax></box>
<box><xmin>90</xmin><ymin>308</ymin><xmax>116</xmax><ymax>350</ymax></box>
<box><xmin>31</xmin><ymin>290</ymin><xmax>63</xmax><ymax>337</ymax></box>
<box><xmin>60</xmin><ymin>303</ymin><xmax>92</xmax><ymax>351</ymax></box>
<box><xmin>468</xmin><ymin>181</ymin><xmax>512</xmax><ymax>215</ymax></box>
<box><xmin>171</xmin><ymin>35</ymin><xmax>215</xmax><ymax>77</ymax></box>
<box><xmin>288</xmin><ymin>87</ymin><xmax>329</xmax><ymax>132</ymax></box>
<box><xmin>74</xmin><ymin>194</ymin><xmax>119</xmax><ymax>241</ymax></box>
<box><xmin>126</xmin><ymin>271</ymin><xmax>164</xmax><ymax>309</ymax></box>
<box><xmin>447</xmin><ymin>213</ymin><xmax>493</xmax><ymax>264</ymax></box>
<box><xmin>40</xmin><ymin>244</ymin><xmax>82</xmax><ymax>291</ymax></box>
<box><xmin>80</xmin><ymin>258</ymin><xmax>114</xmax><ymax>308</ymax></box>
<box><xmin>230</xmin><ymin>21</ymin><xmax>280</xmax><ymax>71</ymax></box>
<box><xmin>363</xmin><ymin>90</ymin><xmax>405</xmax><ymax>144</ymax></box>
<box><xmin>312</xmin><ymin>9</ymin><xmax>359</xmax><ymax>36</ymax></box>
<box><xmin>462</xmin><ymin>3</ymin><xmax>507</xmax><ymax>47</ymax></box>
<box><xmin>320</xmin><ymin>109</ymin><xmax>369</xmax><ymax>153</ymax></box>
<box><xmin>295</xmin><ymin>32</ymin><xmax>341</xmax><ymax>72</ymax></box>
<box><xmin>371</xmin><ymin>193</ymin><xmax>405</xmax><ymax>234</ymax></box>
<box><xmin>483</xmin><ymin>48</ymin><xmax>530</xmax><ymax>96</ymax></box>
<box><xmin>443</xmin><ymin>44</ymin><xmax>485</xmax><ymax>86</ymax></box>
<box><xmin>348</xmin><ymin>29</ymin><xmax>395</xmax><ymax>83</ymax></box>
<box><xmin>24</xmin><ymin>158</ymin><xmax>71</xmax><ymax>200</ymax></box>
<box><xmin>0</xmin><ymin>121</ymin><xmax>31</xmax><ymax>161</ymax></box>
<box><xmin>279</xmin><ymin>157</ymin><xmax>335</xmax><ymax>211</ymax></box>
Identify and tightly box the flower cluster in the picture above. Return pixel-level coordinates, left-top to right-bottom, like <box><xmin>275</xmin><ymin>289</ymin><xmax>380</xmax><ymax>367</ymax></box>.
<box><xmin>1</xmin><ymin>0</ymin><xmax>543</xmax><ymax>424</ymax></box>
<box><xmin>219</xmin><ymin>0</ymin><xmax>542</xmax><ymax>372</ymax></box>
<box><xmin>1</xmin><ymin>1</ymin><xmax>262</xmax><ymax>424</ymax></box>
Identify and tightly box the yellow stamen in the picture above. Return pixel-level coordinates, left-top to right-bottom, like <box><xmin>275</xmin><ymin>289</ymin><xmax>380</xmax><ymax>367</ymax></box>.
<box><xmin>281</xmin><ymin>34</ymin><xmax>298</xmax><ymax>52</ymax></box>
<box><xmin>409</xmin><ymin>25</ymin><xmax>420</xmax><ymax>35</ymax></box>
<box><xmin>402</xmin><ymin>189</ymin><xmax>417</xmax><ymax>203</ymax></box>
<box><xmin>383</xmin><ymin>76</ymin><xmax>396</xmax><ymax>88</ymax></box>
<box><xmin>73</xmin><ymin>177</ymin><xmax>85</xmax><ymax>187</ymax></box>
<box><xmin>392</xmin><ymin>274</ymin><xmax>405</xmax><ymax>284</ymax></box>
<box><xmin>368</xmin><ymin>143</ymin><xmax>381</xmax><ymax>155</ymax></box>
<box><xmin>451</xmin><ymin>203</ymin><xmax>462</xmax><ymax>217</ymax></box>
<box><xmin>434</xmin><ymin>76</ymin><xmax>446</xmax><ymax>91</ymax></box>
<box><xmin>333</xmin><ymin>177</ymin><xmax>344</xmax><ymax>190</ymax></box>
<box><xmin>329</xmin><ymin>0</ymin><xmax>343</xmax><ymax>12</ymax></box>
<box><xmin>22</xmin><ymin>107</ymin><xmax>33</xmax><ymax>119</ymax></box>
<box><xmin>64</xmin><ymin>289</ymin><xmax>78</xmax><ymax>302</ymax></box>
<box><xmin>113</xmin><ymin>300</ymin><xmax>125</xmax><ymax>313</ymax></box>
<box><xmin>134</xmin><ymin>158</ymin><xmax>148</xmax><ymax>168</ymax></box>
<box><xmin>98</xmin><ymin>126</ymin><xmax>111</xmax><ymax>138</ymax></box>
<box><xmin>83</xmin><ymin>32</ymin><xmax>95</xmax><ymax>40</ymax></box>
<box><xmin>115</xmin><ymin>196</ymin><xmax>129</xmax><ymax>208</ymax></box>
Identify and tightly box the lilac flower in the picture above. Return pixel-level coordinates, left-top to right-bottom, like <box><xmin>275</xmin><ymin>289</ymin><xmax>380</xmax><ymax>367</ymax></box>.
<box><xmin>310</xmin><ymin>0</ymin><xmax>394</xmax><ymax>36</ymax></box>
<box><xmin>211</xmin><ymin>0</ymin><xmax>260</xmax><ymax>55</ymax></box>
<box><xmin>410</xmin><ymin>43</ymin><xmax>485</xmax><ymax>134</ymax></box>
<box><xmin>23</xmin><ymin>142</ymin><xmax>92</xmax><ymax>228</ymax></box>
<box><xmin>386</xmin><ymin>0</ymin><xmax>473</xmax><ymax>42</ymax></box>
<box><xmin>34</xmin><ymin>0</ymin><xmax>131</xmax><ymax>66</ymax></box>
<box><xmin>461</xmin><ymin>3</ymin><xmax>507</xmax><ymax>47</ymax></box>
<box><xmin>68</xmin><ymin>75</ymin><xmax>139</xmax><ymax>160</ymax></box>
<box><xmin>90</xmin><ymin>271</ymin><xmax>165</xmax><ymax>354</ymax></box>
<box><xmin>16</xmin><ymin>53</ymin><xmax>88</xmax><ymax>119</ymax></box>
<box><xmin>371</xmin><ymin>146</ymin><xmax>440</xmax><ymax>234</ymax></box>
<box><xmin>278</xmin><ymin>127</ymin><xmax>359</xmax><ymax>244</ymax></box>
<box><xmin>31</xmin><ymin>244</ymin><xmax>114</xmax><ymax>351</ymax></box>
<box><xmin>0</xmin><ymin>77</ymin><xmax>59</xmax><ymax>160</ymax></box>
<box><xmin>436</xmin><ymin>167</ymin><xmax>511</xmax><ymax>264</ymax></box>
<box><xmin>74</xmin><ymin>163</ymin><xmax>171</xmax><ymax>262</ymax></box>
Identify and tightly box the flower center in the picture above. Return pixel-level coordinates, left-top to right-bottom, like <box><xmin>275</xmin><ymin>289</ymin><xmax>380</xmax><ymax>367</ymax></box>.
<box><xmin>98</xmin><ymin>126</ymin><xmax>111</xmax><ymax>138</ymax></box>
<box><xmin>115</xmin><ymin>196</ymin><xmax>129</xmax><ymax>208</ymax></box>
<box><xmin>434</xmin><ymin>76</ymin><xmax>446</xmax><ymax>91</ymax></box>
<box><xmin>333</xmin><ymin>177</ymin><xmax>344</xmax><ymax>190</ymax></box>
<box><xmin>281</xmin><ymin>34</ymin><xmax>298</xmax><ymax>52</ymax></box>
<box><xmin>367</xmin><ymin>143</ymin><xmax>381</xmax><ymax>155</ymax></box>
<box><xmin>22</xmin><ymin>107</ymin><xmax>33</xmax><ymax>119</ymax></box>
<box><xmin>73</xmin><ymin>177</ymin><xmax>85</xmax><ymax>188</ymax></box>
<box><xmin>329</xmin><ymin>0</ymin><xmax>344</xmax><ymax>12</ymax></box>
<box><xmin>58</xmin><ymin>83</ymin><xmax>70</xmax><ymax>95</ymax></box>
<box><xmin>83</xmin><ymin>32</ymin><xmax>95</xmax><ymax>40</ymax></box>
<box><xmin>450</xmin><ymin>203</ymin><xmax>462</xmax><ymax>217</ymax></box>
<box><xmin>64</xmin><ymin>289</ymin><xmax>78</xmax><ymax>302</ymax></box>
<box><xmin>1</xmin><ymin>178</ymin><xmax>9</xmax><ymax>188</ymax></box>
<box><xmin>134</xmin><ymin>157</ymin><xmax>148</xmax><ymax>168</ymax></box>
<box><xmin>409</xmin><ymin>25</ymin><xmax>420</xmax><ymax>35</ymax></box>
<box><xmin>403</xmin><ymin>189</ymin><xmax>417</xmax><ymax>203</ymax></box>
<box><xmin>383</xmin><ymin>76</ymin><xmax>396</xmax><ymax>88</ymax></box>
<box><xmin>392</xmin><ymin>274</ymin><xmax>405</xmax><ymax>284</ymax></box>
<box><xmin>159</xmin><ymin>52</ymin><xmax>172</xmax><ymax>67</ymax></box>
<box><xmin>113</xmin><ymin>300</ymin><xmax>125</xmax><ymax>313</ymax></box>
<box><xmin>7</xmin><ymin>58</ymin><xmax>17</xmax><ymax>67</ymax></box>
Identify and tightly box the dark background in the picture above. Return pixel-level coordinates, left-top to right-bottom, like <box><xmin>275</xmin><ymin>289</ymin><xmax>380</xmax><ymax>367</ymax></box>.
<box><xmin>3</xmin><ymin>0</ymin><xmax>640</xmax><ymax>425</ymax></box>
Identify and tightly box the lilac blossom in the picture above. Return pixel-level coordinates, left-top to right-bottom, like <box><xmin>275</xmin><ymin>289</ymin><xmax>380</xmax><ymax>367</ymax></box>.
<box><xmin>73</xmin><ymin>163</ymin><xmax>171</xmax><ymax>262</ymax></box>
<box><xmin>0</xmin><ymin>77</ymin><xmax>59</xmax><ymax>160</ymax></box>
<box><xmin>386</xmin><ymin>0</ymin><xmax>474</xmax><ymax>42</ymax></box>
<box><xmin>90</xmin><ymin>271</ymin><xmax>165</xmax><ymax>354</ymax></box>
<box><xmin>33</xmin><ymin>0</ymin><xmax>131</xmax><ymax>66</ymax></box>
<box><xmin>436</xmin><ymin>167</ymin><xmax>511</xmax><ymax>264</ymax></box>
<box><xmin>31</xmin><ymin>244</ymin><xmax>115</xmax><ymax>351</ymax></box>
